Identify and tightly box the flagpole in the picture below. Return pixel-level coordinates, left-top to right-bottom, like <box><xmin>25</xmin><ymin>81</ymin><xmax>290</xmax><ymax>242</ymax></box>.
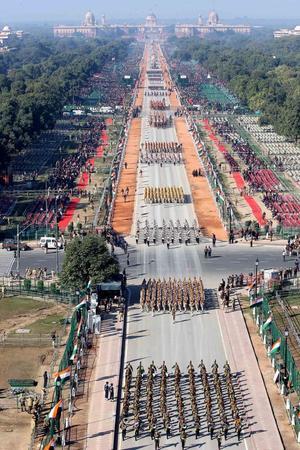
<box><xmin>255</xmin><ymin>258</ymin><xmax>259</xmax><ymax>298</ymax></box>
<box><xmin>284</xmin><ymin>328</ymin><xmax>289</xmax><ymax>388</ymax></box>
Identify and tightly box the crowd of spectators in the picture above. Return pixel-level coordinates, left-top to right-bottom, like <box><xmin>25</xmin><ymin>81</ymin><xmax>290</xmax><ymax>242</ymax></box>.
<box><xmin>210</xmin><ymin>118</ymin><xmax>266</xmax><ymax>175</ymax></box>
<box><xmin>169</xmin><ymin>59</ymin><xmax>237</xmax><ymax>112</ymax></box>
<box><xmin>0</xmin><ymin>196</ymin><xmax>16</xmax><ymax>224</ymax></box>
<box><xmin>263</xmin><ymin>193</ymin><xmax>300</xmax><ymax>227</ymax></box>
<box><xmin>48</xmin><ymin>117</ymin><xmax>105</xmax><ymax>190</ymax></box>
<box><xmin>208</xmin><ymin>117</ymin><xmax>300</xmax><ymax>228</ymax></box>
<box><xmin>23</xmin><ymin>195</ymin><xmax>70</xmax><ymax>228</ymax></box>
<box><xmin>76</xmin><ymin>47</ymin><xmax>143</xmax><ymax>111</ymax></box>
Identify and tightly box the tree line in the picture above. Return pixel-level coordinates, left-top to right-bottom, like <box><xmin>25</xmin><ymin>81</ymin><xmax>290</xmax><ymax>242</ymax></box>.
<box><xmin>0</xmin><ymin>36</ymin><xmax>130</xmax><ymax>171</ymax></box>
<box><xmin>170</xmin><ymin>34</ymin><xmax>300</xmax><ymax>141</ymax></box>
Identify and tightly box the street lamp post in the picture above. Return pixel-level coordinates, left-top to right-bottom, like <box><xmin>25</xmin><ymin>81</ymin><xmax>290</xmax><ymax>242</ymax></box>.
<box><xmin>227</xmin><ymin>205</ymin><xmax>233</xmax><ymax>243</ymax></box>
<box><xmin>55</xmin><ymin>375</ymin><xmax>62</xmax><ymax>400</ymax></box>
<box><xmin>255</xmin><ymin>258</ymin><xmax>259</xmax><ymax>298</ymax></box>
<box><xmin>16</xmin><ymin>224</ymin><xmax>20</xmax><ymax>276</ymax></box>
<box><xmin>16</xmin><ymin>222</ymin><xmax>33</xmax><ymax>277</ymax></box>
<box><xmin>284</xmin><ymin>328</ymin><xmax>289</xmax><ymax>386</ymax></box>
<box><xmin>55</xmin><ymin>196</ymin><xmax>59</xmax><ymax>275</ymax></box>
<box><xmin>45</xmin><ymin>182</ymin><xmax>50</xmax><ymax>236</ymax></box>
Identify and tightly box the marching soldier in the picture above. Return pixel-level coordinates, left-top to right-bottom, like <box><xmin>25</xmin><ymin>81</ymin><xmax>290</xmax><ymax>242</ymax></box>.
<box><xmin>119</xmin><ymin>418</ymin><xmax>127</xmax><ymax>441</ymax></box>
<box><xmin>217</xmin><ymin>431</ymin><xmax>222</xmax><ymax>449</ymax></box>
<box><xmin>180</xmin><ymin>429</ymin><xmax>187</xmax><ymax>449</ymax></box>
<box><xmin>154</xmin><ymin>431</ymin><xmax>161</xmax><ymax>449</ymax></box>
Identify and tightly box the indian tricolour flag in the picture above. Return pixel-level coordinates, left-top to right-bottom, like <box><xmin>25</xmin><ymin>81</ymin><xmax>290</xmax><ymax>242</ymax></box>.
<box><xmin>77</xmin><ymin>317</ymin><xmax>83</xmax><ymax>337</ymax></box>
<box><xmin>250</xmin><ymin>297</ymin><xmax>263</xmax><ymax>308</ymax></box>
<box><xmin>53</xmin><ymin>367</ymin><xmax>71</xmax><ymax>382</ymax></box>
<box><xmin>262</xmin><ymin>316</ymin><xmax>272</xmax><ymax>331</ymax></box>
<box><xmin>217</xmin><ymin>192</ymin><xmax>225</xmax><ymax>203</ymax></box>
<box><xmin>48</xmin><ymin>399</ymin><xmax>62</xmax><ymax>419</ymax></box>
<box><xmin>43</xmin><ymin>438</ymin><xmax>56</xmax><ymax>450</ymax></box>
<box><xmin>270</xmin><ymin>338</ymin><xmax>281</xmax><ymax>356</ymax></box>
<box><xmin>70</xmin><ymin>342</ymin><xmax>78</xmax><ymax>362</ymax></box>
<box><xmin>75</xmin><ymin>299</ymin><xmax>86</xmax><ymax>310</ymax></box>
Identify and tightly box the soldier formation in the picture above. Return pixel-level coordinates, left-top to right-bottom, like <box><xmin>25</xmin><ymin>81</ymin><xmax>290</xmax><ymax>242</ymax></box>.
<box><xmin>145</xmin><ymin>90</ymin><xmax>169</xmax><ymax>97</ymax></box>
<box><xmin>144</xmin><ymin>186</ymin><xmax>184</xmax><ymax>204</ymax></box>
<box><xmin>140</xmin><ymin>141</ymin><xmax>182</xmax><ymax>165</ymax></box>
<box><xmin>120</xmin><ymin>360</ymin><xmax>244</xmax><ymax>446</ymax></box>
<box><xmin>149</xmin><ymin>112</ymin><xmax>172</xmax><ymax>128</ymax></box>
<box><xmin>150</xmin><ymin>99</ymin><xmax>169</xmax><ymax>110</ymax></box>
<box><xmin>135</xmin><ymin>218</ymin><xmax>200</xmax><ymax>246</ymax></box>
<box><xmin>140</xmin><ymin>277</ymin><xmax>205</xmax><ymax>316</ymax></box>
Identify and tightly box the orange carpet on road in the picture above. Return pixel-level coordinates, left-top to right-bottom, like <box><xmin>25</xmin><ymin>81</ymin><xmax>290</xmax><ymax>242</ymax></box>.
<box><xmin>134</xmin><ymin>48</ymin><xmax>148</xmax><ymax>108</ymax></box>
<box><xmin>175</xmin><ymin>118</ymin><xmax>227</xmax><ymax>241</ymax></box>
<box><xmin>158</xmin><ymin>49</ymin><xmax>181</xmax><ymax>108</ymax></box>
<box><xmin>111</xmin><ymin>118</ymin><xmax>141</xmax><ymax>235</ymax></box>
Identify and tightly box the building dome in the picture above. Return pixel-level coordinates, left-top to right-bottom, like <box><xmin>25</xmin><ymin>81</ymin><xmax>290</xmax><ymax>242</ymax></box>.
<box><xmin>198</xmin><ymin>15</ymin><xmax>204</xmax><ymax>26</ymax></box>
<box><xmin>84</xmin><ymin>10</ymin><xmax>96</xmax><ymax>26</ymax></box>
<box><xmin>145</xmin><ymin>14</ymin><xmax>157</xmax><ymax>27</ymax></box>
<box><xmin>207</xmin><ymin>11</ymin><xmax>219</xmax><ymax>26</ymax></box>
<box><xmin>2</xmin><ymin>25</ymin><xmax>11</xmax><ymax>32</ymax></box>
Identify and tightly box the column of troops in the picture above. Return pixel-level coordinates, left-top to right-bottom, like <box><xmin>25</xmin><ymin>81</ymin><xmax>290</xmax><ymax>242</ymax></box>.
<box><xmin>145</xmin><ymin>90</ymin><xmax>168</xmax><ymax>97</ymax></box>
<box><xmin>119</xmin><ymin>360</ymin><xmax>244</xmax><ymax>444</ymax></box>
<box><xmin>140</xmin><ymin>141</ymin><xmax>182</xmax><ymax>165</ymax></box>
<box><xmin>150</xmin><ymin>99</ymin><xmax>170</xmax><ymax>110</ymax></box>
<box><xmin>140</xmin><ymin>277</ymin><xmax>205</xmax><ymax>314</ymax></box>
<box><xmin>135</xmin><ymin>219</ymin><xmax>200</xmax><ymax>246</ymax></box>
<box><xmin>199</xmin><ymin>360</ymin><xmax>242</xmax><ymax>440</ymax></box>
<box><xmin>144</xmin><ymin>186</ymin><xmax>184</xmax><ymax>204</ymax></box>
<box><xmin>149</xmin><ymin>113</ymin><xmax>172</xmax><ymax>128</ymax></box>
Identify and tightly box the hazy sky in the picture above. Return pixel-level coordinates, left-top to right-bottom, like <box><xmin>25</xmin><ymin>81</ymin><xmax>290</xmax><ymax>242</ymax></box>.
<box><xmin>1</xmin><ymin>0</ymin><xmax>300</xmax><ymax>22</ymax></box>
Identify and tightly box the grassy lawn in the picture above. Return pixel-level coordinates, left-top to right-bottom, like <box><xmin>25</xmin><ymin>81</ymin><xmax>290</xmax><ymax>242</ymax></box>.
<box><xmin>0</xmin><ymin>296</ymin><xmax>50</xmax><ymax>318</ymax></box>
<box><xmin>27</xmin><ymin>313</ymin><xmax>66</xmax><ymax>335</ymax></box>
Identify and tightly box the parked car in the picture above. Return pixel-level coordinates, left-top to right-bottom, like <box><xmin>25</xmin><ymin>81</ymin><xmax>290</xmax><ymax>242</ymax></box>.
<box><xmin>39</xmin><ymin>237</ymin><xmax>63</xmax><ymax>249</ymax></box>
<box><xmin>3</xmin><ymin>239</ymin><xmax>30</xmax><ymax>251</ymax></box>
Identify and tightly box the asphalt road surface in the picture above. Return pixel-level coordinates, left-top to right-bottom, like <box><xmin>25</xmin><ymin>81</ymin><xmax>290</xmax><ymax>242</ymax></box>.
<box><xmin>10</xmin><ymin>248</ymin><xmax>65</xmax><ymax>276</ymax></box>
<box><xmin>0</xmin><ymin>249</ymin><xmax>15</xmax><ymax>276</ymax></box>
<box><xmin>118</xmin><ymin>44</ymin><xmax>284</xmax><ymax>450</ymax></box>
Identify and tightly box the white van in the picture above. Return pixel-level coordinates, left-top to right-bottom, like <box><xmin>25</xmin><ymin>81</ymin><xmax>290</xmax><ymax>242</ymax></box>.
<box><xmin>40</xmin><ymin>237</ymin><xmax>62</xmax><ymax>249</ymax></box>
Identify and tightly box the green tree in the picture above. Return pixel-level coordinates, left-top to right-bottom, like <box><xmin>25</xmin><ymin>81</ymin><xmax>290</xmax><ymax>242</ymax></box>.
<box><xmin>60</xmin><ymin>235</ymin><xmax>119</xmax><ymax>290</ymax></box>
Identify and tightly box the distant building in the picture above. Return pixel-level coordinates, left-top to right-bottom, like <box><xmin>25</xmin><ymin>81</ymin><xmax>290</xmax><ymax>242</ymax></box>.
<box><xmin>273</xmin><ymin>25</ymin><xmax>300</xmax><ymax>38</ymax></box>
<box><xmin>175</xmin><ymin>11</ymin><xmax>251</xmax><ymax>38</ymax></box>
<box><xmin>0</xmin><ymin>25</ymin><xmax>24</xmax><ymax>52</ymax></box>
<box><xmin>53</xmin><ymin>11</ymin><xmax>168</xmax><ymax>41</ymax></box>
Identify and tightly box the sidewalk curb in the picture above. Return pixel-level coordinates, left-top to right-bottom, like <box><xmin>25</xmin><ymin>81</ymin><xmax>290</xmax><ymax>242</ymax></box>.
<box><xmin>113</xmin><ymin>286</ymin><xmax>130</xmax><ymax>450</ymax></box>
<box><xmin>239</xmin><ymin>302</ymin><xmax>286</xmax><ymax>449</ymax></box>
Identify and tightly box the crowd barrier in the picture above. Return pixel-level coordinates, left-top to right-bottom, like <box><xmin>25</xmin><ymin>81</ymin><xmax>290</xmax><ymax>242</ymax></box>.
<box><xmin>251</xmin><ymin>291</ymin><xmax>300</xmax><ymax>440</ymax></box>
<box><xmin>39</xmin><ymin>302</ymin><xmax>88</xmax><ymax>449</ymax></box>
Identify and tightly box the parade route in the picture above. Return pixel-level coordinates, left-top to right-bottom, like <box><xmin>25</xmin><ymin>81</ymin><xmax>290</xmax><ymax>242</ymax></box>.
<box><xmin>115</xmin><ymin>43</ymin><xmax>284</xmax><ymax>450</ymax></box>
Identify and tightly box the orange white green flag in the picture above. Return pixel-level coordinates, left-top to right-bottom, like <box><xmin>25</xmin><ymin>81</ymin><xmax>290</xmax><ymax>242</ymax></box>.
<box><xmin>262</xmin><ymin>315</ymin><xmax>272</xmax><ymax>331</ymax></box>
<box><xmin>70</xmin><ymin>342</ymin><xmax>78</xmax><ymax>362</ymax></box>
<box><xmin>48</xmin><ymin>399</ymin><xmax>62</xmax><ymax>419</ymax></box>
<box><xmin>43</xmin><ymin>438</ymin><xmax>56</xmax><ymax>449</ymax></box>
<box><xmin>53</xmin><ymin>367</ymin><xmax>71</xmax><ymax>382</ymax></box>
<box><xmin>270</xmin><ymin>338</ymin><xmax>281</xmax><ymax>356</ymax></box>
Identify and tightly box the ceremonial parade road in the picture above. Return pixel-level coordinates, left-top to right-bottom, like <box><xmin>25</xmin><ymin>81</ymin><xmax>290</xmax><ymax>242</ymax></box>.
<box><xmin>115</xmin><ymin>43</ymin><xmax>284</xmax><ymax>450</ymax></box>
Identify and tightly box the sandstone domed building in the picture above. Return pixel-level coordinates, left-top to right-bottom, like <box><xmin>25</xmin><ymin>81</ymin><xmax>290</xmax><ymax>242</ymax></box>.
<box><xmin>175</xmin><ymin>11</ymin><xmax>251</xmax><ymax>38</ymax></box>
<box><xmin>54</xmin><ymin>11</ymin><xmax>167</xmax><ymax>41</ymax></box>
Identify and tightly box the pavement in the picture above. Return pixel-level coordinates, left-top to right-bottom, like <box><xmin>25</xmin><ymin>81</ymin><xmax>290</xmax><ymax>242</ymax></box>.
<box><xmin>86</xmin><ymin>313</ymin><xmax>123</xmax><ymax>450</ymax></box>
<box><xmin>10</xmin><ymin>247</ymin><xmax>65</xmax><ymax>276</ymax></box>
<box><xmin>0</xmin><ymin>249</ymin><xmax>15</xmax><ymax>276</ymax></box>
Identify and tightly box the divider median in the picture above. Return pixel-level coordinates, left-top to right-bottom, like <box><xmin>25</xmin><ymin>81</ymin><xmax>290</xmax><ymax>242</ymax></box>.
<box><xmin>175</xmin><ymin>117</ymin><xmax>228</xmax><ymax>241</ymax></box>
<box><xmin>111</xmin><ymin>118</ymin><xmax>141</xmax><ymax>235</ymax></box>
